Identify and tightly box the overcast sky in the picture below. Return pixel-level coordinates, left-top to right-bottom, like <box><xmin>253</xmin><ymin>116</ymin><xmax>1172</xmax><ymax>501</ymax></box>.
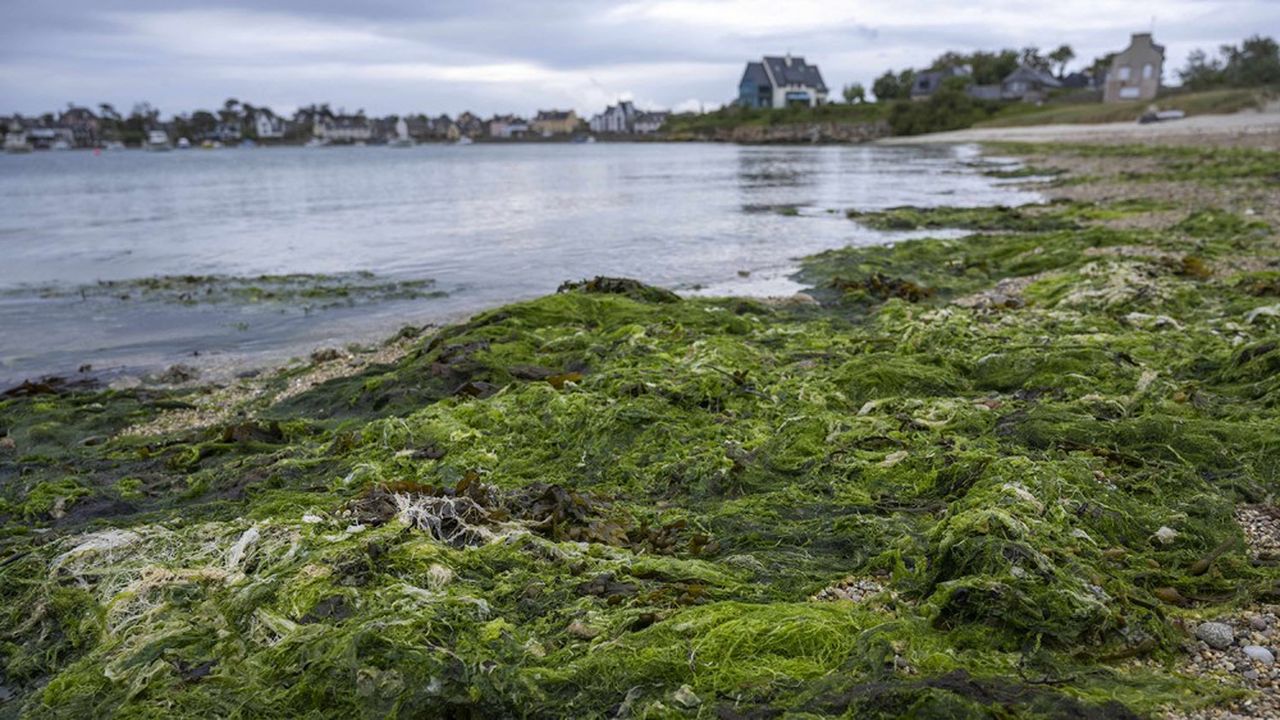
<box><xmin>2</xmin><ymin>0</ymin><xmax>1276</xmax><ymax>119</ymax></box>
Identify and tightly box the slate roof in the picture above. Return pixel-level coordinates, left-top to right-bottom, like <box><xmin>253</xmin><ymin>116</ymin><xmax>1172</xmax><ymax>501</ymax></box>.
<box><xmin>761</xmin><ymin>55</ymin><xmax>827</xmax><ymax>92</ymax></box>
<box><xmin>740</xmin><ymin>61</ymin><xmax>769</xmax><ymax>89</ymax></box>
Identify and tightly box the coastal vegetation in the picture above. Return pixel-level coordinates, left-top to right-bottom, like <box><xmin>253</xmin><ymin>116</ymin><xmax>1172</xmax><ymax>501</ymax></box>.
<box><xmin>2</xmin><ymin>140</ymin><xmax>1279</xmax><ymax>718</ymax></box>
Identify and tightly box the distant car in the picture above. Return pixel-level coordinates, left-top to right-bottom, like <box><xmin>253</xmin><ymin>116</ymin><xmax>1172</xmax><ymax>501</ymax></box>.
<box><xmin>1138</xmin><ymin>109</ymin><xmax>1186</xmax><ymax>124</ymax></box>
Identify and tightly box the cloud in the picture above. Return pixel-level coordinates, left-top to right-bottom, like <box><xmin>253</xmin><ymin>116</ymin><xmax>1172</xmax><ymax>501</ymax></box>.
<box><xmin>1</xmin><ymin>0</ymin><xmax>1275</xmax><ymax>118</ymax></box>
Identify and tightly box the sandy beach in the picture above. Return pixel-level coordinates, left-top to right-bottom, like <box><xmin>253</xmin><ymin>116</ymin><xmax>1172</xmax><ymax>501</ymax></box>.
<box><xmin>878</xmin><ymin>103</ymin><xmax>1280</xmax><ymax>148</ymax></box>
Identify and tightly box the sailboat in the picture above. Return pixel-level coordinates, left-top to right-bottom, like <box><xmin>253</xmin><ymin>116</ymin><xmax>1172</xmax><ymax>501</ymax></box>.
<box><xmin>388</xmin><ymin>118</ymin><xmax>414</xmax><ymax>147</ymax></box>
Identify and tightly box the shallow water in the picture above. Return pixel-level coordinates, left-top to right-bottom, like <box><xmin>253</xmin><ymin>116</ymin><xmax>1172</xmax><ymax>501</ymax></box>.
<box><xmin>0</xmin><ymin>142</ymin><xmax>1038</xmax><ymax>385</ymax></box>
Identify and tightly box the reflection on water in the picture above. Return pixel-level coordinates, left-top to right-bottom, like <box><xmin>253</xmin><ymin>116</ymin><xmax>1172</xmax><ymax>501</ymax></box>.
<box><xmin>0</xmin><ymin>142</ymin><xmax>1039</xmax><ymax>384</ymax></box>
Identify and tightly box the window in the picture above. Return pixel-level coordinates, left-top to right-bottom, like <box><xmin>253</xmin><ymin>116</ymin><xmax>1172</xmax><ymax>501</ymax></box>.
<box><xmin>1142</xmin><ymin>63</ymin><xmax>1153</xmax><ymax>79</ymax></box>
<box><xmin>1118</xmin><ymin>65</ymin><xmax>1131</xmax><ymax>81</ymax></box>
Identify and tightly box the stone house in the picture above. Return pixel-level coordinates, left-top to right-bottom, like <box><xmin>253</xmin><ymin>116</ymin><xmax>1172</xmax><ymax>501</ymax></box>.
<box><xmin>531</xmin><ymin>110</ymin><xmax>579</xmax><ymax>136</ymax></box>
<box><xmin>1104</xmin><ymin>33</ymin><xmax>1164</xmax><ymax>103</ymax></box>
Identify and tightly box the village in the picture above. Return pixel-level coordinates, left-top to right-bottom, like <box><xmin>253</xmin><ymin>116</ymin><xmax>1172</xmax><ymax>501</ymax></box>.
<box><xmin>1</xmin><ymin>30</ymin><xmax>1214</xmax><ymax>152</ymax></box>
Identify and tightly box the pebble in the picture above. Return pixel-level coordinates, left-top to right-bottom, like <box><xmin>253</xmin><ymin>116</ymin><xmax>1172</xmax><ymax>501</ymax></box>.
<box><xmin>1252</xmin><ymin>617</ymin><xmax>1270</xmax><ymax>631</ymax></box>
<box><xmin>812</xmin><ymin>577</ymin><xmax>893</xmax><ymax>603</ymax></box>
<box><xmin>1196</xmin><ymin>622</ymin><xmax>1235</xmax><ymax>649</ymax></box>
<box><xmin>1244</xmin><ymin>645</ymin><xmax>1275</xmax><ymax>665</ymax></box>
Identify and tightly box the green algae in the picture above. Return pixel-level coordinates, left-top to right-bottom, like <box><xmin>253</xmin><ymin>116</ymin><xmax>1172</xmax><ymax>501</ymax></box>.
<box><xmin>2</xmin><ymin>143</ymin><xmax>1279</xmax><ymax>718</ymax></box>
<box><xmin>12</xmin><ymin>272</ymin><xmax>446</xmax><ymax>310</ymax></box>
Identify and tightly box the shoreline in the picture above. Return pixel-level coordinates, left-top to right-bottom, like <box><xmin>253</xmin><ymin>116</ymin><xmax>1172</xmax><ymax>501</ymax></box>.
<box><xmin>2</xmin><ymin>128</ymin><xmax>1279</xmax><ymax>718</ymax></box>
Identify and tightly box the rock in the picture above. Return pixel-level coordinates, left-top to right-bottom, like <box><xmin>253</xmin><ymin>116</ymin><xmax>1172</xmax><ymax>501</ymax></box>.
<box><xmin>1243</xmin><ymin>645</ymin><xmax>1275</xmax><ymax>665</ymax></box>
<box><xmin>1154</xmin><ymin>526</ymin><xmax>1179</xmax><ymax>545</ymax></box>
<box><xmin>1252</xmin><ymin>616</ymin><xmax>1270</xmax><ymax>631</ymax></box>
<box><xmin>155</xmin><ymin>363</ymin><xmax>201</xmax><ymax>384</ymax></box>
<box><xmin>1195</xmin><ymin>622</ymin><xmax>1235</xmax><ymax>649</ymax></box>
<box><xmin>1245</xmin><ymin>669</ymin><xmax>1261</xmax><ymax>681</ymax></box>
<box><xmin>672</xmin><ymin>685</ymin><xmax>701</xmax><ymax>709</ymax></box>
<box><xmin>567</xmin><ymin>621</ymin><xmax>600</xmax><ymax>640</ymax></box>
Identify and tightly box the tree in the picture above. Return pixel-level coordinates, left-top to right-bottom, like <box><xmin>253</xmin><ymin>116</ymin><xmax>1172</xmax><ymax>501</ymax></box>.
<box><xmin>1179</xmin><ymin>49</ymin><xmax>1224</xmax><ymax>90</ymax></box>
<box><xmin>1222</xmin><ymin>35</ymin><xmax>1280</xmax><ymax>86</ymax></box>
<box><xmin>1020</xmin><ymin>46</ymin><xmax>1051</xmax><ymax>73</ymax></box>
<box><xmin>842</xmin><ymin>83</ymin><xmax>866</xmax><ymax>103</ymax></box>
<box><xmin>1088</xmin><ymin>52</ymin><xmax>1117</xmax><ymax>81</ymax></box>
<box><xmin>1048</xmin><ymin>44</ymin><xmax>1075</xmax><ymax>77</ymax></box>
<box><xmin>872</xmin><ymin>70</ymin><xmax>903</xmax><ymax>101</ymax></box>
<box><xmin>927</xmin><ymin>49</ymin><xmax>1019</xmax><ymax>84</ymax></box>
<box><xmin>1178</xmin><ymin>34</ymin><xmax>1279</xmax><ymax>90</ymax></box>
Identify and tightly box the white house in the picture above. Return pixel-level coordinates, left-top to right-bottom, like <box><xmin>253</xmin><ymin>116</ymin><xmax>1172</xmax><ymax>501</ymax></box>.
<box><xmin>633</xmin><ymin>111</ymin><xmax>670</xmax><ymax>134</ymax></box>
<box><xmin>313</xmin><ymin>116</ymin><xmax>372</xmax><ymax>143</ymax></box>
<box><xmin>589</xmin><ymin>101</ymin><xmax>636</xmax><ymax>134</ymax></box>
<box><xmin>254</xmin><ymin>110</ymin><xmax>286</xmax><ymax>139</ymax></box>
<box><xmin>738</xmin><ymin>55</ymin><xmax>828</xmax><ymax>108</ymax></box>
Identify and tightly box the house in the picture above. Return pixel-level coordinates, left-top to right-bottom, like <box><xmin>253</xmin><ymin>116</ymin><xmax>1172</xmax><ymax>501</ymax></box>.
<box><xmin>25</xmin><ymin>127</ymin><xmax>75</xmax><ymax>150</ymax></box>
<box><xmin>737</xmin><ymin>55</ymin><xmax>828</xmax><ymax>108</ymax></box>
<box><xmin>1001</xmin><ymin>66</ymin><xmax>1062</xmax><ymax>102</ymax></box>
<box><xmin>1061</xmin><ymin>72</ymin><xmax>1099</xmax><ymax>90</ymax></box>
<box><xmin>589</xmin><ymin>101</ymin><xmax>636</xmax><ymax>133</ymax></box>
<box><xmin>633</xmin><ymin>111</ymin><xmax>669</xmax><ymax>134</ymax></box>
<box><xmin>911</xmin><ymin>67</ymin><xmax>969</xmax><ymax>99</ymax></box>
<box><xmin>488</xmin><ymin>114</ymin><xmax>530</xmax><ymax>139</ymax></box>
<box><xmin>57</xmin><ymin>106</ymin><xmax>99</xmax><ymax>147</ymax></box>
<box><xmin>253</xmin><ymin>110</ymin><xmax>286</xmax><ymax>140</ymax></box>
<box><xmin>313</xmin><ymin>116</ymin><xmax>372</xmax><ymax>143</ymax></box>
<box><xmin>432</xmin><ymin>115</ymin><xmax>460</xmax><ymax>141</ymax></box>
<box><xmin>1104</xmin><ymin>33</ymin><xmax>1164</xmax><ymax>103</ymax></box>
<box><xmin>455</xmin><ymin>112</ymin><xmax>485</xmax><ymax>138</ymax></box>
<box><xmin>531</xmin><ymin>110</ymin><xmax>579</xmax><ymax>136</ymax></box>
<box><xmin>210</xmin><ymin>122</ymin><xmax>242</xmax><ymax>143</ymax></box>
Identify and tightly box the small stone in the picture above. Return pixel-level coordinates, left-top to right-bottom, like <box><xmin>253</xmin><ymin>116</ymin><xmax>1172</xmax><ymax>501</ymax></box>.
<box><xmin>1253</xmin><ymin>616</ymin><xmax>1270</xmax><ymax>631</ymax></box>
<box><xmin>1246</xmin><ymin>669</ymin><xmax>1261</xmax><ymax>681</ymax></box>
<box><xmin>567</xmin><ymin>621</ymin><xmax>600</xmax><ymax>640</ymax></box>
<box><xmin>1154</xmin><ymin>526</ymin><xmax>1179</xmax><ymax>544</ymax></box>
<box><xmin>1195</xmin><ymin>622</ymin><xmax>1235</xmax><ymax>649</ymax></box>
<box><xmin>672</xmin><ymin>684</ymin><xmax>701</xmax><ymax>709</ymax></box>
<box><xmin>1244</xmin><ymin>645</ymin><xmax>1276</xmax><ymax>665</ymax></box>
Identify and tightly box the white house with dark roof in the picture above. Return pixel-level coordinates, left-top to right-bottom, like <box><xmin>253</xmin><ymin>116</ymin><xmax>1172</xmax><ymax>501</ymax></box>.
<box><xmin>738</xmin><ymin>55</ymin><xmax>828</xmax><ymax>109</ymax></box>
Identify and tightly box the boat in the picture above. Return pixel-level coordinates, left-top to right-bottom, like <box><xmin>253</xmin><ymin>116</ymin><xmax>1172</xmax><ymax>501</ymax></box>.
<box><xmin>51</xmin><ymin>139</ymin><xmax>72</xmax><ymax>151</ymax></box>
<box><xmin>144</xmin><ymin>130</ymin><xmax>171</xmax><ymax>151</ymax></box>
<box><xmin>4</xmin><ymin>131</ymin><xmax>33</xmax><ymax>154</ymax></box>
<box><xmin>388</xmin><ymin>118</ymin><xmax>414</xmax><ymax>147</ymax></box>
<box><xmin>103</xmin><ymin>141</ymin><xmax>125</xmax><ymax>151</ymax></box>
<box><xmin>454</xmin><ymin>136</ymin><xmax>473</xmax><ymax>146</ymax></box>
<box><xmin>176</xmin><ymin>137</ymin><xmax>192</xmax><ymax>149</ymax></box>
<box><xmin>304</xmin><ymin>137</ymin><xmax>328</xmax><ymax>148</ymax></box>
